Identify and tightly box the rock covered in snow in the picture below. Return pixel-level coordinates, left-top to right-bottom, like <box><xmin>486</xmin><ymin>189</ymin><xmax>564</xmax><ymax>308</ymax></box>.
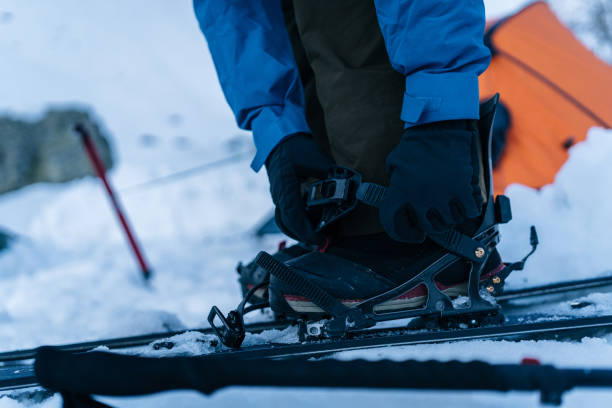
<box><xmin>0</xmin><ymin>109</ymin><xmax>114</xmax><ymax>195</ymax></box>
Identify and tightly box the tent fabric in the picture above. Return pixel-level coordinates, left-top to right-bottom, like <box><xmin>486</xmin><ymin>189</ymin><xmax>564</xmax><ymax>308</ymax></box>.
<box><xmin>480</xmin><ymin>1</ymin><xmax>612</xmax><ymax>195</ymax></box>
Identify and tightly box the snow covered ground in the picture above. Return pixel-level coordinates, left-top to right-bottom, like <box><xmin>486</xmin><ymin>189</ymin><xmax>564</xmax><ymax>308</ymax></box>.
<box><xmin>1</xmin><ymin>1</ymin><xmax>612</xmax><ymax>407</ymax></box>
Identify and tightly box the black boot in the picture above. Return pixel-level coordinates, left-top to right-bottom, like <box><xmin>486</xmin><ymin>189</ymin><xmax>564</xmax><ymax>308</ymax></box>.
<box><xmin>268</xmin><ymin>235</ymin><xmax>504</xmax><ymax>317</ymax></box>
<box><xmin>237</xmin><ymin>242</ymin><xmax>311</xmax><ymax>305</ymax></box>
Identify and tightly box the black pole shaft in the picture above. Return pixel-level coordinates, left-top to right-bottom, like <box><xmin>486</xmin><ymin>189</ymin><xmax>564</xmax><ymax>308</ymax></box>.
<box><xmin>34</xmin><ymin>348</ymin><xmax>612</xmax><ymax>404</ymax></box>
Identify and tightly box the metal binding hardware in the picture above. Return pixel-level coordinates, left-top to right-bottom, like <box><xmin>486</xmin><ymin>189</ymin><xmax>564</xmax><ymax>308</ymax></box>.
<box><xmin>482</xmin><ymin>226</ymin><xmax>539</xmax><ymax>296</ymax></box>
<box><xmin>207</xmin><ymin>281</ymin><xmax>270</xmax><ymax>348</ymax></box>
<box><xmin>307</xmin><ymin>178</ymin><xmax>352</xmax><ymax>207</ymax></box>
<box><xmin>207</xmin><ymin>306</ymin><xmax>245</xmax><ymax>349</ymax></box>
<box><xmin>305</xmin><ymin>166</ymin><xmax>362</xmax><ymax>231</ymax></box>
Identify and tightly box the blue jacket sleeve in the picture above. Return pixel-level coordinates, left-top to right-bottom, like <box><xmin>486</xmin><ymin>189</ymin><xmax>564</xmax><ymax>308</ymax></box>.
<box><xmin>193</xmin><ymin>0</ymin><xmax>310</xmax><ymax>171</ymax></box>
<box><xmin>373</xmin><ymin>0</ymin><xmax>491</xmax><ymax>126</ymax></box>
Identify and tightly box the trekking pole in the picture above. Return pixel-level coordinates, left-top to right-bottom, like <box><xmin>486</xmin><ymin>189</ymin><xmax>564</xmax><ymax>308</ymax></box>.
<box><xmin>74</xmin><ymin>124</ymin><xmax>152</xmax><ymax>281</ymax></box>
<box><xmin>33</xmin><ymin>349</ymin><xmax>612</xmax><ymax>406</ymax></box>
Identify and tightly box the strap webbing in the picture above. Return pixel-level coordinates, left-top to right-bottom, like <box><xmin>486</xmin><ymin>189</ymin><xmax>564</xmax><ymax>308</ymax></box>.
<box><xmin>355</xmin><ymin>183</ymin><xmax>386</xmax><ymax>207</ymax></box>
<box><xmin>429</xmin><ymin>230</ymin><xmax>482</xmax><ymax>263</ymax></box>
<box><xmin>354</xmin><ymin>182</ymin><xmax>483</xmax><ymax>262</ymax></box>
<box><xmin>255</xmin><ymin>252</ymin><xmax>350</xmax><ymax>317</ymax></box>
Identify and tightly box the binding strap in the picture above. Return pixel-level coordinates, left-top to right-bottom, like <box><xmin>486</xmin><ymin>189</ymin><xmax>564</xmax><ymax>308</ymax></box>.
<box><xmin>428</xmin><ymin>230</ymin><xmax>484</xmax><ymax>263</ymax></box>
<box><xmin>354</xmin><ymin>182</ymin><xmax>485</xmax><ymax>263</ymax></box>
<box><xmin>355</xmin><ymin>182</ymin><xmax>387</xmax><ymax>207</ymax></box>
<box><xmin>255</xmin><ymin>252</ymin><xmax>349</xmax><ymax>317</ymax></box>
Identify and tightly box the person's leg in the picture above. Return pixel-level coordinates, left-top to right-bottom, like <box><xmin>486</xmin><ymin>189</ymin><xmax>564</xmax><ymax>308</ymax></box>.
<box><xmin>281</xmin><ymin>0</ymin><xmax>331</xmax><ymax>157</ymax></box>
<box><xmin>291</xmin><ymin>0</ymin><xmax>405</xmax><ymax>236</ymax></box>
<box><xmin>266</xmin><ymin>1</ymin><xmax>505</xmax><ymax>318</ymax></box>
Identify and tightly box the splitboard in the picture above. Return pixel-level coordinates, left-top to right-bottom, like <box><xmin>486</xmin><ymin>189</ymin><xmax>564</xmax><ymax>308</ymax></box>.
<box><xmin>4</xmin><ymin>313</ymin><xmax>612</xmax><ymax>391</ymax></box>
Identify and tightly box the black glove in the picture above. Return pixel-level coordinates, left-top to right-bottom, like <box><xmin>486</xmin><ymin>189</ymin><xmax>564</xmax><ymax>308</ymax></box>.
<box><xmin>379</xmin><ymin>120</ymin><xmax>484</xmax><ymax>243</ymax></box>
<box><xmin>266</xmin><ymin>133</ymin><xmax>335</xmax><ymax>245</ymax></box>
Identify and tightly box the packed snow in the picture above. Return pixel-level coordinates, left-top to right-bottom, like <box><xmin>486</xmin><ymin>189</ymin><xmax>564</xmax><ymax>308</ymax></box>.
<box><xmin>1</xmin><ymin>1</ymin><xmax>612</xmax><ymax>407</ymax></box>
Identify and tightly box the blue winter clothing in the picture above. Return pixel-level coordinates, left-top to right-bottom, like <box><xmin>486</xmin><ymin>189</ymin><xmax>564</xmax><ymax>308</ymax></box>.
<box><xmin>193</xmin><ymin>0</ymin><xmax>491</xmax><ymax>171</ymax></box>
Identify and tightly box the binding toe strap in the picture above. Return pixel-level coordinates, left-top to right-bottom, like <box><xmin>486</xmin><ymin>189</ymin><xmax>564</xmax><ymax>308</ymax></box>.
<box><xmin>255</xmin><ymin>251</ymin><xmax>349</xmax><ymax>317</ymax></box>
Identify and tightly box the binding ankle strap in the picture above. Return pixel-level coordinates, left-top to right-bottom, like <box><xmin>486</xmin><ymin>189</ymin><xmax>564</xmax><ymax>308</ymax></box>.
<box><xmin>355</xmin><ymin>182</ymin><xmax>486</xmax><ymax>263</ymax></box>
<box><xmin>306</xmin><ymin>168</ymin><xmax>496</xmax><ymax>264</ymax></box>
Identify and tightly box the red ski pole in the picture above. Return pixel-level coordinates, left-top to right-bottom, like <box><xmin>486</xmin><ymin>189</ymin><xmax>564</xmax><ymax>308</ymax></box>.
<box><xmin>74</xmin><ymin>124</ymin><xmax>152</xmax><ymax>280</ymax></box>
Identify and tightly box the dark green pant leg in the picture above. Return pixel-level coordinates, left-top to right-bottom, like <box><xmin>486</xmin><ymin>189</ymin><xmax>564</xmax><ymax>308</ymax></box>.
<box><xmin>291</xmin><ymin>0</ymin><xmax>405</xmax><ymax>236</ymax></box>
<box><xmin>281</xmin><ymin>0</ymin><xmax>331</xmax><ymax>157</ymax></box>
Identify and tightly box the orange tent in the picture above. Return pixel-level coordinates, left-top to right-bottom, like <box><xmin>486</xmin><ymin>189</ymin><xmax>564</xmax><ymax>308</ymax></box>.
<box><xmin>480</xmin><ymin>1</ymin><xmax>612</xmax><ymax>195</ymax></box>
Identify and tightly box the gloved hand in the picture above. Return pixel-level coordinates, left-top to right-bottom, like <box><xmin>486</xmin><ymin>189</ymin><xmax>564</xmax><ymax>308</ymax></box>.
<box><xmin>379</xmin><ymin>120</ymin><xmax>484</xmax><ymax>243</ymax></box>
<box><xmin>266</xmin><ymin>133</ymin><xmax>335</xmax><ymax>245</ymax></box>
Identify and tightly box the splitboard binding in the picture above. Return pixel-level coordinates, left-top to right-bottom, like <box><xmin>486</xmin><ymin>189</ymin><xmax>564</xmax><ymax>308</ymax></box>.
<box><xmin>209</xmin><ymin>95</ymin><xmax>538</xmax><ymax>348</ymax></box>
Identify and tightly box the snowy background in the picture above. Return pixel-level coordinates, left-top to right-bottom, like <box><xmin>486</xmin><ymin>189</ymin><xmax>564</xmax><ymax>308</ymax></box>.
<box><xmin>1</xmin><ymin>0</ymin><xmax>612</xmax><ymax>407</ymax></box>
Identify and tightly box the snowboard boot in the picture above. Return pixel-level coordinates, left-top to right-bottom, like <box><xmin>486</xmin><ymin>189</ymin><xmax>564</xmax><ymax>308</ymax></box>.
<box><xmin>237</xmin><ymin>242</ymin><xmax>311</xmax><ymax>305</ymax></box>
<box><xmin>268</xmin><ymin>233</ymin><xmax>505</xmax><ymax>317</ymax></box>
